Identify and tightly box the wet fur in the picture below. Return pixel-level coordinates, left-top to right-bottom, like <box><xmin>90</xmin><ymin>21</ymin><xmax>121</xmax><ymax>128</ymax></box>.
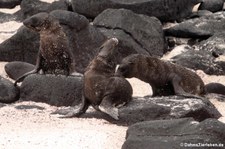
<box><xmin>14</xmin><ymin>12</ymin><xmax>75</xmax><ymax>86</ymax></box>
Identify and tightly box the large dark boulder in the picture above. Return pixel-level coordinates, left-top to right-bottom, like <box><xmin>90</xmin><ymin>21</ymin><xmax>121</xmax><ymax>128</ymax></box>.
<box><xmin>171</xmin><ymin>49</ymin><xmax>225</xmax><ymax>75</ymax></box>
<box><xmin>96</xmin><ymin>28</ymin><xmax>150</xmax><ymax>60</ymax></box>
<box><xmin>197</xmin><ymin>32</ymin><xmax>225</xmax><ymax>56</ymax></box>
<box><xmin>19</xmin><ymin>74</ymin><xmax>83</xmax><ymax>107</ymax></box>
<box><xmin>0</xmin><ymin>26</ymin><xmax>39</xmax><ymax>64</ymax></box>
<box><xmin>20</xmin><ymin>0</ymin><xmax>69</xmax><ymax>19</ymax></box>
<box><xmin>0</xmin><ymin>76</ymin><xmax>20</xmax><ymax>103</ymax></box>
<box><xmin>123</xmin><ymin>118</ymin><xmax>225</xmax><ymax>149</ymax></box>
<box><xmin>0</xmin><ymin>0</ymin><xmax>21</xmax><ymax>8</ymax></box>
<box><xmin>5</xmin><ymin>61</ymin><xmax>35</xmax><ymax>80</ymax></box>
<box><xmin>93</xmin><ymin>9</ymin><xmax>165</xmax><ymax>57</ymax></box>
<box><xmin>164</xmin><ymin>12</ymin><xmax>225</xmax><ymax>38</ymax></box>
<box><xmin>88</xmin><ymin>96</ymin><xmax>221</xmax><ymax>125</ymax></box>
<box><xmin>50</xmin><ymin>10</ymin><xmax>89</xmax><ymax>30</ymax></box>
<box><xmin>71</xmin><ymin>0</ymin><xmax>201</xmax><ymax>22</ymax></box>
<box><xmin>199</xmin><ymin>0</ymin><xmax>224</xmax><ymax>12</ymax></box>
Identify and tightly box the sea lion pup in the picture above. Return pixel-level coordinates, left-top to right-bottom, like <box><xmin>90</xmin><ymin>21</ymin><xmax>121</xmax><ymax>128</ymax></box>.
<box><xmin>116</xmin><ymin>54</ymin><xmax>206</xmax><ymax>97</ymax></box>
<box><xmin>14</xmin><ymin>12</ymin><xmax>75</xmax><ymax>86</ymax></box>
<box><xmin>53</xmin><ymin>38</ymin><xmax>133</xmax><ymax>120</ymax></box>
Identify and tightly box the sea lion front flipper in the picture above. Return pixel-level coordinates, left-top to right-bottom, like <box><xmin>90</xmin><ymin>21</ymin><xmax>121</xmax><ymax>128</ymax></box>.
<box><xmin>14</xmin><ymin>51</ymin><xmax>43</xmax><ymax>86</ymax></box>
<box><xmin>99</xmin><ymin>97</ymin><xmax>119</xmax><ymax>120</ymax></box>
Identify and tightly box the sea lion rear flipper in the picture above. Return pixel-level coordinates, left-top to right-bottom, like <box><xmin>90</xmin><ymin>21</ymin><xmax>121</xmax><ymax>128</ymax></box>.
<box><xmin>52</xmin><ymin>107</ymin><xmax>83</xmax><ymax>118</ymax></box>
<box><xmin>14</xmin><ymin>69</ymin><xmax>38</xmax><ymax>86</ymax></box>
<box><xmin>51</xmin><ymin>95</ymin><xmax>90</xmax><ymax>118</ymax></box>
<box><xmin>99</xmin><ymin>97</ymin><xmax>119</xmax><ymax>120</ymax></box>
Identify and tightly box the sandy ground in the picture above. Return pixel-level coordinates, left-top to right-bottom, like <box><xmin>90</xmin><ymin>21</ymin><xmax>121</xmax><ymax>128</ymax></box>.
<box><xmin>0</xmin><ymin>1</ymin><xmax>225</xmax><ymax>148</ymax></box>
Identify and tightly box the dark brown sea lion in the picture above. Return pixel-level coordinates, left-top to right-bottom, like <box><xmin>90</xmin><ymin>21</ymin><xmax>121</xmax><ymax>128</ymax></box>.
<box><xmin>14</xmin><ymin>12</ymin><xmax>75</xmax><ymax>86</ymax></box>
<box><xmin>53</xmin><ymin>38</ymin><xmax>133</xmax><ymax>120</ymax></box>
<box><xmin>116</xmin><ymin>54</ymin><xmax>206</xmax><ymax>97</ymax></box>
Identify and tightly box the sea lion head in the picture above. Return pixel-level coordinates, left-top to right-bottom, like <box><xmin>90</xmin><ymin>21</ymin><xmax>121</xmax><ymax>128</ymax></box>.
<box><xmin>23</xmin><ymin>12</ymin><xmax>57</xmax><ymax>32</ymax></box>
<box><xmin>98</xmin><ymin>38</ymin><xmax>119</xmax><ymax>58</ymax></box>
<box><xmin>116</xmin><ymin>54</ymin><xmax>141</xmax><ymax>78</ymax></box>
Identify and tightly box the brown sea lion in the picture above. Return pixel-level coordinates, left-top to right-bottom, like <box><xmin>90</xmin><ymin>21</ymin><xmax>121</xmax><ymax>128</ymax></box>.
<box><xmin>116</xmin><ymin>54</ymin><xmax>206</xmax><ymax>97</ymax></box>
<box><xmin>53</xmin><ymin>38</ymin><xmax>133</xmax><ymax>120</ymax></box>
<box><xmin>14</xmin><ymin>12</ymin><xmax>75</xmax><ymax>86</ymax></box>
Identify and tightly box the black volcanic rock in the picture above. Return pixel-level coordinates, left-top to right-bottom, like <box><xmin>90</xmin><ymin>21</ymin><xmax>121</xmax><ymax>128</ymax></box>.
<box><xmin>122</xmin><ymin>118</ymin><xmax>225</xmax><ymax>149</ymax></box>
<box><xmin>20</xmin><ymin>74</ymin><xmax>83</xmax><ymax>107</ymax></box>
<box><xmin>71</xmin><ymin>0</ymin><xmax>201</xmax><ymax>22</ymax></box>
<box><xmin>171</xmin><ymin>49</ymin><xmax>225</xmax><ymax>75</ymax></box>
<box><xmin>105</xmin><ymin>96</ymin><xmax>221</xmax><ymax>125</ymax></box>
<box><xmin>93</xmin><ymin>8</ymin><xmax>166</xmax><ymax>57</ymax></box>
<box><xmin>198</xmin><ymin>32</ymin><xmax>225</xmax><ymax>56</ymax></box>
<box><xmin>164</xmin><ymin>12</ymin><xmax>225</xmax><ymax>38</ymax></box>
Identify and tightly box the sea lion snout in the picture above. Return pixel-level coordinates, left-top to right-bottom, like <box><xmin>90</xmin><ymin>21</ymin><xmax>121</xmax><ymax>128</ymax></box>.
<box><xmin>111</xmin><ymin>37</ymin><xmax>118</xmax><ymax>45</ymax></box>
<box><xmin>98</xmin><ymin>37</ymin><xmax>119</xmax><ymax>57</ymax></box>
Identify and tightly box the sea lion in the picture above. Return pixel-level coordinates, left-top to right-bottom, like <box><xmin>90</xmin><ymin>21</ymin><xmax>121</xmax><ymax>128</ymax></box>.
<box><xmin>116</xmin><ymin>54</ymin><xmax>206</xmax><ymax>97</ymax></box>
<box><xmin>14</xmin><ymin>12</ymin><xmax>75</xmax><ymax>86</ymax></box>
<box><xmin>53</xmin><ymin>38</ymin><xmax>133</xmax><ymax>120</ymax></box>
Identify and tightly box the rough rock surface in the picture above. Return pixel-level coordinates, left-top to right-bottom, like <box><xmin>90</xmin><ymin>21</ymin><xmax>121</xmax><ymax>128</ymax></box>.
<box><xmin>197</xmin><ymin>32</ymin><xmax>225</xmax><ymax>56</ymax></box>
<box><xmin>20</xmin><ymin>74</ymin><xmax>83</xmax><ymax>107</ymax></box>
<box><xmin>164</xmin><ymin>12</ymin><xmax>225</xmax><ymax>38</ymax></box>
<box><xmin>0</xmin><ymin>76</ymin><xmax>20</xmax><ymax>103</ymax></box>
<box><xmin>105</xmin><ymin>96</ymin><xmax>221</xmax><ymax>125</ymax></box>
<box><xmin>71</xmin><ymin>0</ymin><xmax>201</xmax><ymax>22</ymax></box>
<box><xmin>122</xmin><ymin>118</ymin><xmax>225</xmax><ymax>149</ymax></box>
<box><xmin>171</xmin><ymin>49</ymin><xmax>225</xmax><ymax>75</ymax></box>
<box><xmin>93</xmin><ymin>8</ymin><xmax>165</xmax><ymax>57</ymax></box>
